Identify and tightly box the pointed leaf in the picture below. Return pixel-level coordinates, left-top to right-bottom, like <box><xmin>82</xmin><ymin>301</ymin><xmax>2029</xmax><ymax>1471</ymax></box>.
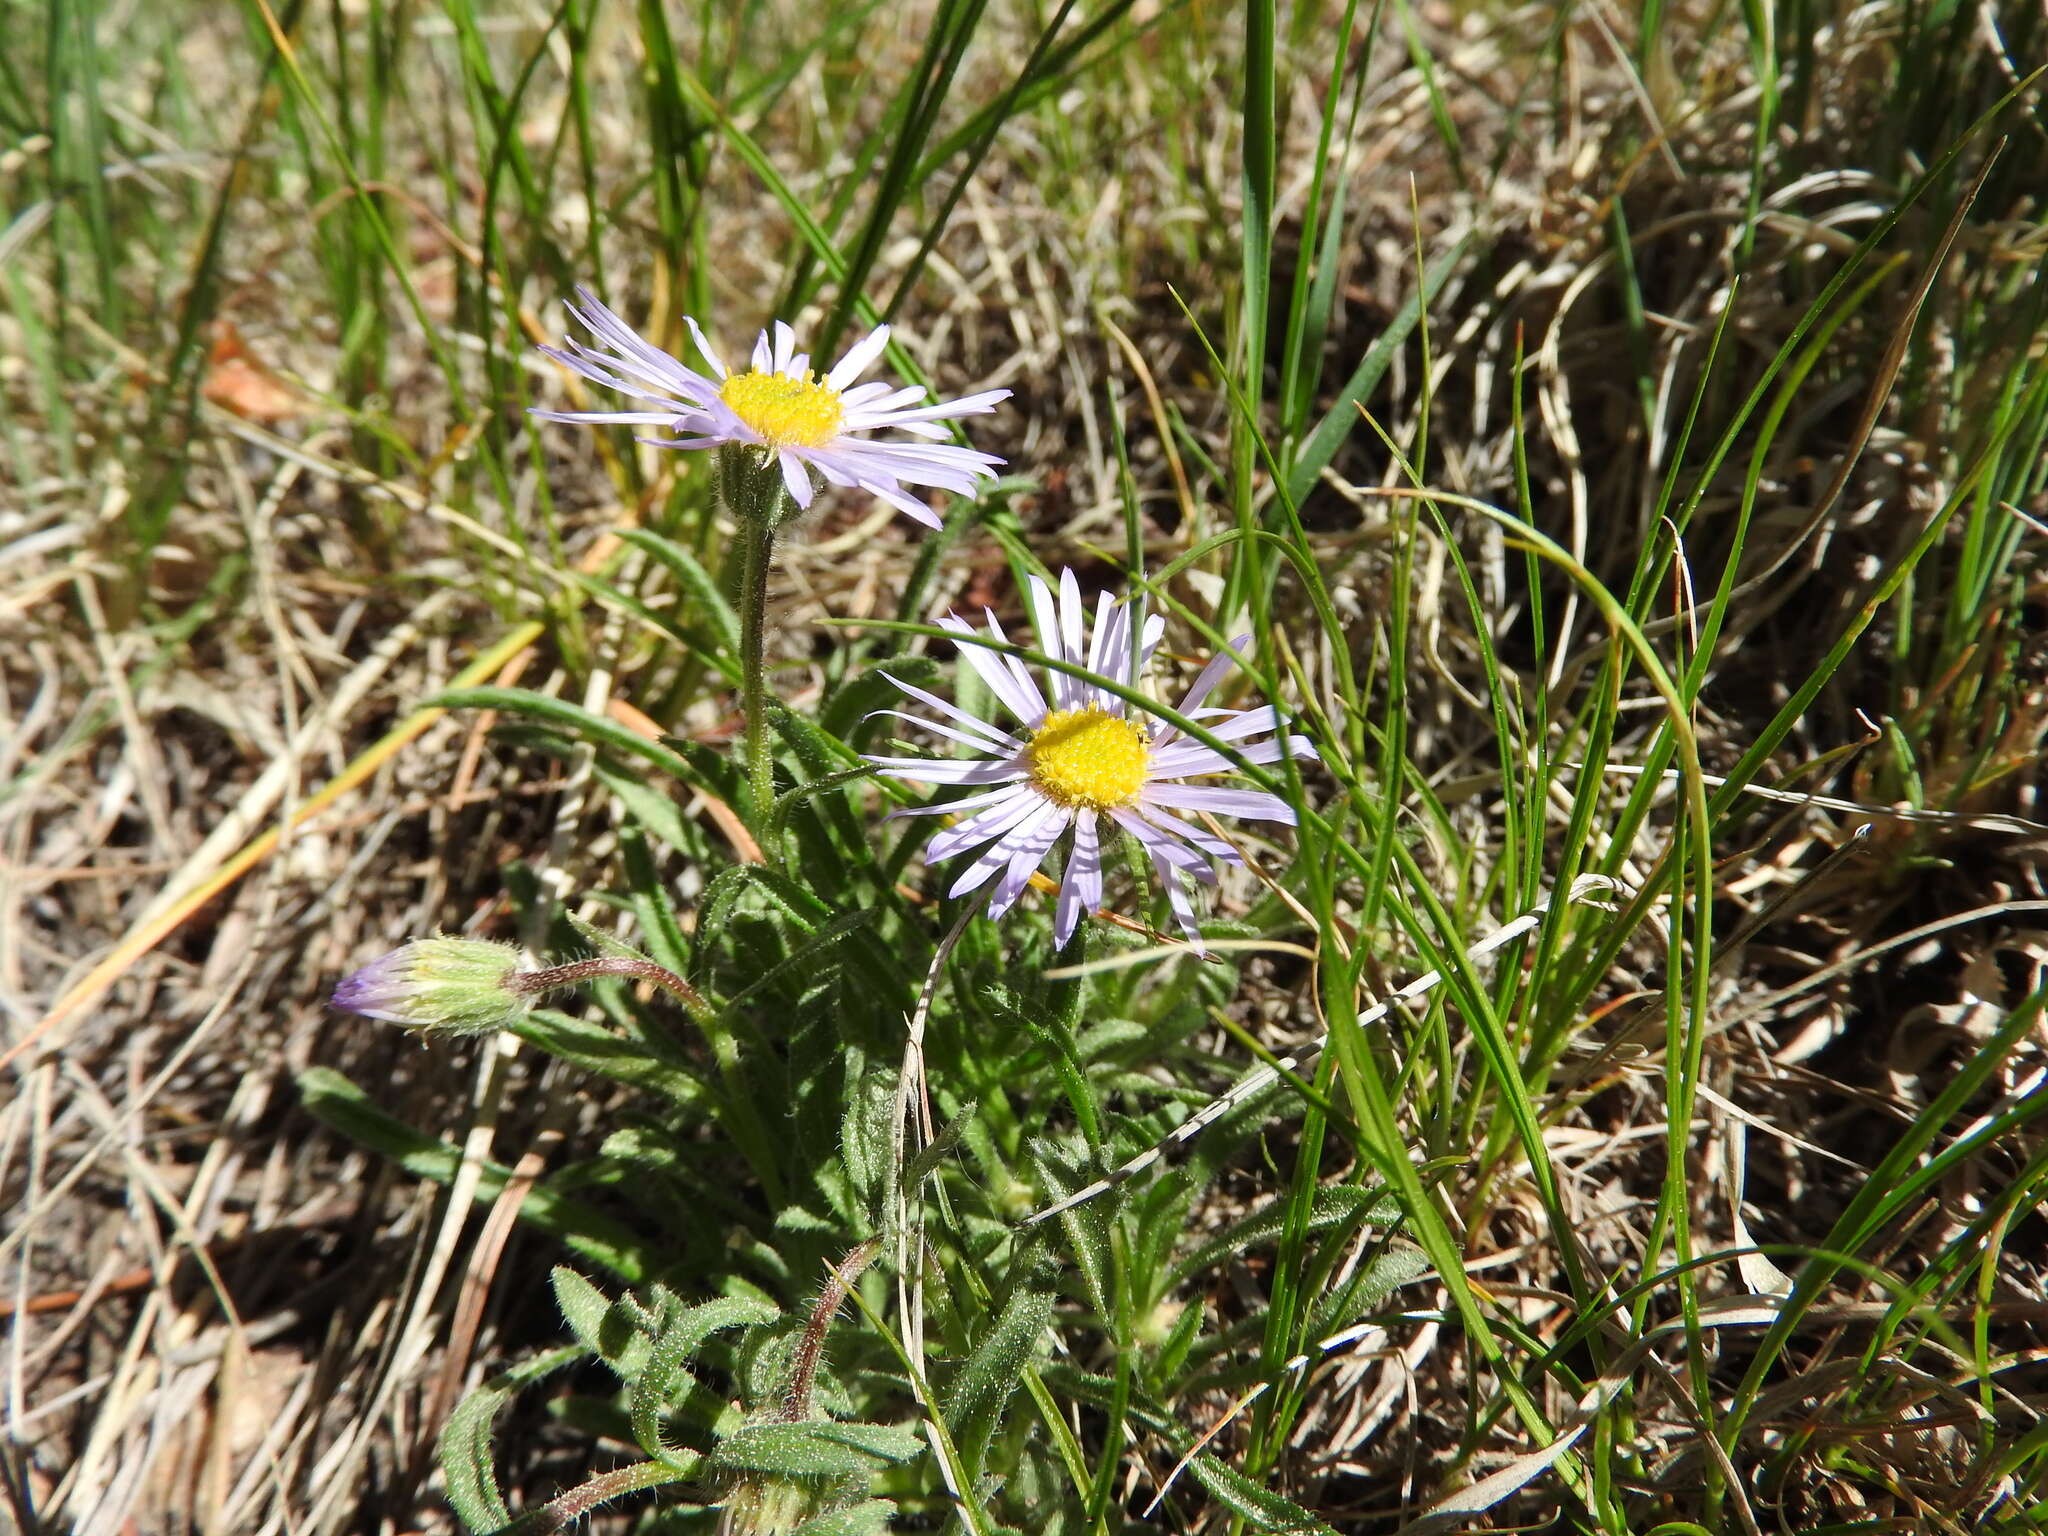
<box><xmin>632</xmin><ymin>1297</ymin><xmax>780</xmax><ymax>1464</ymax></box>
<box><xmin>791</xmin><ymin>1500</ymin><xmax>900</xmax><ymax>1536</ymax></box>
<box><xmin>438</xmin><ymin>1345</ymin><xmax>582</xmax><ymax>1534</ymax></box>
<box><xmin>713</xmin><ymin>1419</ymin><xmax>925</xmax><ymax>1478</ymax></box>
<box><xmin>821</xmin><ymin>657</ymin><xmax>940</xmax><ymax>742</ymax></box>
<box><xmin>841</xmin><ymin>1066</ymin><xmax>896</xmax><ymax>1212</ymax></box>
<box><xmin>298</xmin><ymin>1068</ymin><xmax>647</xmax><ymax>1279</ymax></box>
<box><xmin>942</xmin><ymin>1284</ymin><xmax>1052</xmax><ymax>1477</ymax></box>
<box><xmin>425</xmin><ymin>686</ymin><xmax>698</xmax><ymax>781</ymax></box>
<box><xmin>1028</xmin><ymin>1143</ymin><xmax>1114</xmax><ymax>1323</ymax></box>
<box><xmin>552</xmin><ymin>1267</ymin><xmax>613</xmax><ymax>1356</ymax></box>
<box><xmin>619</xmin><ymin>527</ymin><xmax>742</xmax><ymax>660</ymax></box>
<box><xmin>508</xmin><ymin>1008</ymin><xmax>709</xmax><ymax>1110</ymax></box>
<box><xmin>1284</xmin><ymin>234</ymin><xmax>1469</xmax><ymax>506</ymax></box>
<box><xmin>1187</xmin><ymin>1455</ymin><xmax>1341</xmax><ymax>1536</ymax></box>
<box><xmin>1172</xmin><ymin>1184</ymin><xmax>1396</xmax><ymax>1286</ymax></box>
<box><xmin>902</xmin><ymin>1097</ymin><xmax>978</xmax><ymax>1189</ymax></box>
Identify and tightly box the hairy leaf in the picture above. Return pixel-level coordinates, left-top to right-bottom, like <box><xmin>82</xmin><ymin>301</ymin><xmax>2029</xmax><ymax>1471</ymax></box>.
<box><xmin>1187</xmin><ymin>1455</ymin><xmax>1341</xmax><ymax>1536</ymax></box>
<box><xmin>438</xmin><ymin>1345</ymin><xmax>582</xmax><ymax>1534</ymax></box>
<box><xmin>943</xmin><ymin>1284</ymin><xmax>1053</xmax><ymax>1477</ymax></box>
<box><xmin>712</xmin><ymin>1419</ymin><xmax>925</xmax><ymax>1478</ymax></box>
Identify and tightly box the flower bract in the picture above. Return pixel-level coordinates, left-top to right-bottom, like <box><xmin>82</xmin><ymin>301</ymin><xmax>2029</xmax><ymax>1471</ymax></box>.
<box><xmin>866</xmin><ymin>570</ymin><xmax>1318</xmax><ymax>949</ymax></box>
<box><xmin>531</xmin><ymin>287</ymin><xmax>1010</xmax><ymax>527</ymax></box>
<box><xmin>332</xmin><ymin>936</ymin><xmax>533</xmax><ymax>1036</ymax></box>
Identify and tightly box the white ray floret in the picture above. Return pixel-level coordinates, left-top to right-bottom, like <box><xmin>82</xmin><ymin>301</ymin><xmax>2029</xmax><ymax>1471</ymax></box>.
<box><xmin>867</xmin><ymin>569</ymin><xmax>1320</xmax><ymax>951</ymax></box>
<box><xmin>531</xmin><ymin>286</ymin><xmax>1010</xmax><ymax>527</ymax></box>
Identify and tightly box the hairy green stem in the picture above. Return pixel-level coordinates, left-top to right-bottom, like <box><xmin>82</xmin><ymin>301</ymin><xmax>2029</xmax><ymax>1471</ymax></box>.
<box><xmin>782</xmin><ymin>1238</ymin><xmax>882</xmax><ymax>1422</ymax></box>
<box><xmin>507</xmin><ymin>955</ymin><xmax>711</xmax><ymax>1023</ymax></box>
<box><xmin>503</xmin><ymin>1457</ymin><xmax>691</xmax><ymax>1534</ymax></box>
<box><xmin>737</xmin><ymin>514</ymin><xmax>777</xmax><ymax>829</ymax></box>
<box><xmin>717</xmin><ymin>443</ymin><xmax>791</xmax><ymax>836</ymax></box>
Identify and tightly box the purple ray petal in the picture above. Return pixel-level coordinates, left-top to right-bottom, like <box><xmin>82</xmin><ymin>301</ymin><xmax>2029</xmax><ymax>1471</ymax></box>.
<box><xmin>1054</xmin><ymin>811</ymin><xmax>1103</xmax><ymax>947</ymax></box>
<box><xmin>826</xmin><ymin>324</ymin><xmax>891</xmax><ymax>390</ymax></box>
<box><xmin>1140</xmin><ymin>782</ymin><xmax>1297</xmax><ymax>823</ymax></box>
<box><xmin>987</xmin><ymin>801</ymin><xmax>1067</xmax><ymax>921</ymax></box>
<box><xmin>946</xmin><ymin>796</ymin><xmax>1058</xmax><ymax>898</ymax></box>
<box><xmin>940</xmin><ymin>614</ymin><xmax>1045</xmax><ymax>726</ymax></box>
<box><xmin>927</xmin><ymin>786</ymin><xmax>1045</xmax><ymax>864</ymax></box>
<box><xmin>865</xmin><ymin>755</ymin><xmax>1028</xmax><ymax>785</ymax></box>
<box><xmin>779</xmin><ymin>451</ymin><xmax>815</xmax><ymax>508</ymax></box>
<box><xmin>870</xmin><ymin>679</ymin><xmax>1020</xmax><ymax>748</ymax></box>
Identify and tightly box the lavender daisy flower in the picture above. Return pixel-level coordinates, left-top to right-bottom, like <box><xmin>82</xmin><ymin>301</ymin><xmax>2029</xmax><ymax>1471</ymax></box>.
<box><xmin>866</xmin><ymin>570</ymin><xmax>1318</xmax><ymax>950</ymax></box>
<box><xmin>530</xmin><ymin>287</ymin><xmax>1010</xmax><ymax>527</ymax></box>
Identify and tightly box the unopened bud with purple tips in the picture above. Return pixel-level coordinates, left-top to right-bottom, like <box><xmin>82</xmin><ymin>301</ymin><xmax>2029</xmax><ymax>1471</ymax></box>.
<box><xmin>334</xmin><ymin>938</ymin><xmax>714</xmax><ymax>1038</ymax></box>
<box><xmin>331</xmin><ymin>936</ymin><xmax>533</xmax><ymax>1036</ymax></box>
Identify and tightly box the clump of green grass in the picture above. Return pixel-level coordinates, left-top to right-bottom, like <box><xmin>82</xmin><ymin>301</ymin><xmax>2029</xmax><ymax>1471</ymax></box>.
<box><xmin>5</xmin><ymin>1</ymin><xmax>2046</xmax><ymax>1534</ymax></box>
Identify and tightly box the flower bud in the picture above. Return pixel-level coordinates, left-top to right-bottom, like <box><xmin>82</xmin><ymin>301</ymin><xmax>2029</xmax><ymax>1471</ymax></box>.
<box><xmin>717</xmin><ymin>441</ymin><xmax>794</xmax><ymax>529</ymax></box>
<box><xmin>331</xmin><ymin>937</ymin><xmax>532</xmax><ymax>1036</ymax></box>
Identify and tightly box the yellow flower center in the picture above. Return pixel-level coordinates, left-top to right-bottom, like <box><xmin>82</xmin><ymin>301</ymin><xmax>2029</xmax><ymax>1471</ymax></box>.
<box><xmin>1027</xmin><ymin>706</ymin><xmax>1150</xmax><ymax>810</ymax></box>
<box><xmin>717</xmin><ymin>368</ymin><xmax>845</xmax><ymax>448</ymax></box>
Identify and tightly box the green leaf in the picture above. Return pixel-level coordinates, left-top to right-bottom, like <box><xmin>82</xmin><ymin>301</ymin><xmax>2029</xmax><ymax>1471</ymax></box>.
<box><xmin>658</xmin><ymin>731</ymin><xmax>750</xmax><ymax>808</ymax></box>
<box><xmin>821</xmin><ymin>657</ymin><xmax>939</xmax><ymax>742</ymax></box>
<box><xmin>551</xmin><ymin>1267</ymin><xmax>613</xmax><ymax>1357</ymax></box>
<box><xmin>558</xmin><ymin>911</ymin><xmax>652</xmax><ymax>964</ymax></box>
<box><xmin>632</xmin><ymin>1297</ymin><xmax>781</xmax><ymax>1462</ymax></box>
<box><xmin>594</xmin><ymin>761</ymin><xmax>699</xmax><ymax>855</ymax></box>
<box><xmin>1153</xmin><ymin>1285</ymin><xmax>1207</xmax><ymax>1381</ymax></box>
<box><xmin>1027</xmin><ymin>1144</ymin><xmax>1114</xmax><ymax>1324</ymax></box>
<box><xmin>438</xmin><ymin>1345</ymin><xmax>582</xmax><ymax>1534</ymax></box>
<box><xmin>1073</xmin><ymin>1017</ymin><xmax>1150</xmax><ymax>1062</ymax></box>
<box><xmin>790</xmin><ymin>1501</ymin><xmax>900</xmax><ymax>1536</ymax></box>
<box><xmin>619</xmin><ymin>526</ymin><xmax>742</xmax><ymax>660</ymax></box>
<box><xmin>902</xmin><ymin>1097</ymin><xmax>978</xmax><ymax>1189</ymax></box>
<box><xmin>1309</xmin><ymin>1241</ymin><xmax>1434</xmax><ymax>1337</ymax></box>
<box><xmin>297</xmin><ymin>1068</ymin><xmax>649</xmax><ymax>1280</ymax></box>
<box><xmin>766</xmin><ymin>702</ymin><xmax>866</xmax><ymax>874</ymax></box>
<box><xmin>620</xmin><ymin>824</ymin><xmax>693</xmax><ymax>977</ymax></box>
<box><xmin>508</xmin><ymin>1008</ymin><xmax>709</xmax><ymax>1111</ymax></box>
<box><xmin>942</xmin><ymin>1284</ymin><xmax>1052</xmax><ymax>1477</ymax></box>
<box><xmin>840</xmin><ymin>1066</ymin><xmax>896</xmax><ymax>1213</ymax></box>
<box><xmin>425</xmin><ymin>686</ymin><xmax>699</xmax><ymax>782</ymax></box>
<box><xmin>770</xmin><ymin>766</ymin><xmax>882</xmax><ymax>853</ymax></box>
<box><xmin>770</xmin><ymin>697</ymin><xmax>865</xmax><ymax>778</ymax></box>
<box><xmin>551</xmin><ymin>1268</ymin><xmax>653</xmax><ymax>1382</ymax></box>
<box><xmin>722</xmin><ymin>908</ymin><xmax>881</xmax><ymax>1014</ymax></box>
<box><xmin>807</xmin><ymin>1421</ymin><xmax>928</xmax><ymax>1463</ymax></box>
<box><xmin>1172</xmin><ymin>1184</ymin><xmax>1397</xmax><ymax>1286</ymax></box>
<box><xmin>441</xmin><ymin>1384</ymin><xmax>512</xmax><ymax>1533</ymax></box>
<box><xmin>1283</xmin><ymin>233</ymin><xmax>1469</xmax><ymax>506</ymax></box>
<box><xmin>989</xmin><ymin>983</ymin><xmax>1101</xmax><ymax>1153</ymax></box>
<box><xmin>1186</xmin><ymin>1454</ymin><xmax>1342</xmax><ymax>1536</ymax></box>
<box><xmin>713</xmin><ymin>1419</ymin><xmax>925</xmax><ymax>1478</ymax></box>
<box><xmin>560</xmin><ymin>566</ymin><xmax>693</xmax><ymax>651</ymax></box>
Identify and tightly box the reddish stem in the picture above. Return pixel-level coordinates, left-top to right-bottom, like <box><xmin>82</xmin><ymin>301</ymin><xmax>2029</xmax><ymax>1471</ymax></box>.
<box><xmin>507</xmin><ymin>955</ymin><xmax>710</xmax><ymax>1019</ymax></box>
<box><xmin>782</xmin><ymin>1239</ymin><xmax>883</xmax><ymax>1423</ymax></box>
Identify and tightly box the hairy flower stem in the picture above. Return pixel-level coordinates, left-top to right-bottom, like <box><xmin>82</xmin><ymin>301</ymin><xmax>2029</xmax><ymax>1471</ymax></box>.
<box><xmin>507</xmin><ymin>955</ymin><xmax>711</xmax><ymax>1023</ymax></box>
<box><xmin>717</xmin><ymin>444</ymin><xmax>790</xmax><ymax>838</ymax></box>
<box><xmin>510</xmin><ymin>1457</ymin><xmax>689</xmax><ymax>1534</ymax></box>
<box><xmin>782</xmin><ymin>1239</ymin><xmax>882</xmax><ymax>1423</ymax></box>
<box><xmin>737</xmin><ymin>515</ymin><xmax>778</xmax><ymax>830</ymax></box>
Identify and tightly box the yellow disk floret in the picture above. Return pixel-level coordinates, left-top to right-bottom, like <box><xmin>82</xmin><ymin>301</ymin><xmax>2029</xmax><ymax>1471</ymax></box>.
<box><xmin>718</xmin><ymin>369</ymin><xmax>845</xmax><ymax>448</ymax></box>
<box><xmin>1027</xmin><ymin>706</ymin><xmax>1150</xmax><ymax>810</ymax></box>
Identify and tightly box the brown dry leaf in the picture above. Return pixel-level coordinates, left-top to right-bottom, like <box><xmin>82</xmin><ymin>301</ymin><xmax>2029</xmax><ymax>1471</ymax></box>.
<box><xmin>202</xmin><ymin>322</ymin><xmax>303</xmax><ymax>423</ymax></box>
